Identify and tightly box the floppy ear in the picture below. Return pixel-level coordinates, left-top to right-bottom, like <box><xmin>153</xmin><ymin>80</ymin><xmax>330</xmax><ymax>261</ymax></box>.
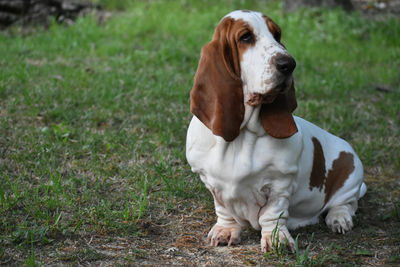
<box><xmin>260</xmin><ymin>81</ymin><xmax>298</xmax><ymax>139</ymax></box>
<box><xmin>190</xmin><ymin>19</ymin><xmax>244</xmax><ymax>142</ymax></box>
<box><xmin>263</xmin><ymin>15</ymin><xmax>281</xmax><ymax>43</ymax></box>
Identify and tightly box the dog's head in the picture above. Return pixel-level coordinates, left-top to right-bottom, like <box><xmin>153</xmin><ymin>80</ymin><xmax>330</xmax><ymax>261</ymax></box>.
<box><xmin>190</xmin><ymin>10</ymin><xmax>298</xmax><ymax>141</ymax></box>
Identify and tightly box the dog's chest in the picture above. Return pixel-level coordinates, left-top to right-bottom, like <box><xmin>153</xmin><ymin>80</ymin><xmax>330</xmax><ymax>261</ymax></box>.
<box><xmin>187</xmin><ymin>126</ymin><xmax>302</xmax><ymax>228</ymax></box>
<box><xmin>193</xmin><ymin>134</ymin><xmax>281</xmax><ymax>182</ymax></box>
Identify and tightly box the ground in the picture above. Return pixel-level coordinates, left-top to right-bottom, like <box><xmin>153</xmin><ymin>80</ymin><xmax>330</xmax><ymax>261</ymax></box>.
<box><xmin>3</xmin><ymin>174</ymin><xmax>399</xmax><ymax>266</ymax></box>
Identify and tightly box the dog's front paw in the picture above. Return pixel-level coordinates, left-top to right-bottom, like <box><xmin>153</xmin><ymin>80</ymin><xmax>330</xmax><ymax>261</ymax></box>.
<box><xmin>261</xmin><ymin>226</ymin><xmax>295</xmax><ymax>253</ymax></box>
<box><xmin>207</xmin><ymin>224</ymin><xmax>241</xmax><ymax>247</ymax></box>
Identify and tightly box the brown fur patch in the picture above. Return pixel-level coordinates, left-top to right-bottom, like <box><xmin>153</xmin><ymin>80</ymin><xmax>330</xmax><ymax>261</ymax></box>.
<box><xmin>324</xmin><ymin>152</ymin><xmax>355</xmax><ymax>204</ymax></box>
<box><xmin>262</xmin><ymin>14</ymin><xmax>281</xmax><ymax>43</ymax></box>
<box><xmin>309</xmin><ymin>137</ymin><xmax>355</xmax><ymax>204</ymax></box>
<box><xmin>310</xmin><ymin>137</ymin><xmax>326</xmax><ymax>191</ymax></box>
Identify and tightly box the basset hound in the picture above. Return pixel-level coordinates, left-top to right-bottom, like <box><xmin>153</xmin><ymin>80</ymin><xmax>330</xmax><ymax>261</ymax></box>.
<box><xmin>186</xmin><ymin>10</ymin><xmax>367</xmax><ymax>252</ymax></box>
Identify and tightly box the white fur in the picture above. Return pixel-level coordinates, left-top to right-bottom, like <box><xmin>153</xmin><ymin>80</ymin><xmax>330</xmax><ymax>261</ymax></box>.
<box><xmin>186</xmin><ymin>10</ymin><xmax>366</xmax><ymax>251</ymax></box>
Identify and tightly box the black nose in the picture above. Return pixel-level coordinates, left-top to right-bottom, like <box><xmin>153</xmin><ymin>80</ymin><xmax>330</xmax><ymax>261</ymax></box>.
<box><xmin>275</xmin><ymin>55</ymin><xmax>296</xmax><ymax>75</ymax></box>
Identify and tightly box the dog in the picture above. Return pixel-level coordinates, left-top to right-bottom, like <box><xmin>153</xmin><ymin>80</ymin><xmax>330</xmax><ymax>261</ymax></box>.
<box><xmin>186</xmin><ymin>10</ymin><xmax>366</xmax><ymax>252</ymax></box>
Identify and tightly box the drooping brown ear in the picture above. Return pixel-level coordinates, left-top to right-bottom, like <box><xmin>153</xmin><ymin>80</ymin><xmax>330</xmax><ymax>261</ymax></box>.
<box><xmin>190</xmin><ymin>18</ymin><xmax>244</xmax><ymax>142</ymax></box>
<box><xmin>263</xmin><ymin>15</ymin><xmax>281</xmax><ymax>43</ymax></box>
<box><xmin>260</xmin><ymin>81</ymin><xmax>298</xmax><ymax>139</ymax></box>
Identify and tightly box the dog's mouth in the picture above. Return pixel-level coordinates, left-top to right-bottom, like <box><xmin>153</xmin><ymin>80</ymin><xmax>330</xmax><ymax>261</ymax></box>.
<box><xmin>246</xmin><ymin>92</ymin><xmax>278</xmax><ymax>106</ymax></box>
<box><xmin>246</xmin><ymin>80</ymin><xmax>291</xmax><ymax>106</ymax></box>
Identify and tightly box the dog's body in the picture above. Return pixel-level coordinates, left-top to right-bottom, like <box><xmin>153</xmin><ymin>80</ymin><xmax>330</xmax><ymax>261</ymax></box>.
<box><xmin>186</xmin><ymin>10</ymin><xmax>366</xmax><ymax>252</ymax></box>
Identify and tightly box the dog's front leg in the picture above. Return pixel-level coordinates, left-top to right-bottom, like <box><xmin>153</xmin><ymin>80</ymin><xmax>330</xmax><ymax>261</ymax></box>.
<box><xmin>207</xmin><ymin>190</ymin><xmax>242</xmax><ymax>247</ymax></box>
<box><xmin>258</xmin><ymin>187</ymin><xmax>295</xmax><ymax>253</ymax></box>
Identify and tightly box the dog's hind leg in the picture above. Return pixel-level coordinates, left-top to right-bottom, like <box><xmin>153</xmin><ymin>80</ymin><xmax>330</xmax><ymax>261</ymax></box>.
<box><xmin>325</xmin><ymin>201</ymin><xmax>357</xmax><ymax>234</ymax></box>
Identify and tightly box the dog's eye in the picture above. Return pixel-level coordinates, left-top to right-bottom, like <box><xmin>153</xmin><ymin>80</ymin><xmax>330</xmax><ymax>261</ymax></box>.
<box><xmin>240</xmin><ymin>31</ymin><xmax>253</xmax><ymax>43</ymax></box>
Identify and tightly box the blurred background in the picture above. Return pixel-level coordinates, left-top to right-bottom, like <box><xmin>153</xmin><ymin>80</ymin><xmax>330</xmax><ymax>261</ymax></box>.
<box><xmin>1</xmin><ymin>0</ymin><xmax>400</xmax><ymax>28</ymax></box>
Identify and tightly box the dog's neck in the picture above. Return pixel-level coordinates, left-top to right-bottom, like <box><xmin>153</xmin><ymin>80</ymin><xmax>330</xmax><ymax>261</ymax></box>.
<box><xmin>240</xmin><ymin>104</ymin><xmax>266</xmax><ymax>136</ymax></box>
<box><xmin>211</xmin><ymin>104</ymin><xmax>265</xmax><ymax>166</ymax></box>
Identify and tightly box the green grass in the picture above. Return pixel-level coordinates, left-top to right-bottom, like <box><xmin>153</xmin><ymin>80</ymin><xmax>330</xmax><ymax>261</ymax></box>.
<box><xmin>0</xmin><ymin>0</ymin><xmax>399</xmax><ymax>265</ymax></box>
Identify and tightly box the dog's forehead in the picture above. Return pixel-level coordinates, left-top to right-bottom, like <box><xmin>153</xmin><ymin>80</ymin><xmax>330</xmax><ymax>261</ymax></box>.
<box><xmin>224</xmin><ymin>10</ymin><xmax>271</xmax><ymax>35</ymax></box>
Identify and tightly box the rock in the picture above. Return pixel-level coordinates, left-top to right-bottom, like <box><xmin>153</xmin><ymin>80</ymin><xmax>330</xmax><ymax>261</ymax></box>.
<box><xmin>0</xmin><ymin>0</ymin><xmax>100</xmax><ymax>28</ymax></box>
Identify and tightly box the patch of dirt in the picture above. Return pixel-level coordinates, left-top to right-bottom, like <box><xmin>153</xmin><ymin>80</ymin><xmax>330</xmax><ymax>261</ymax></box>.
<box><xmin>2</xmin><ymin>170</ymin><xmax>399</xmax><ymax>266</ymax></box>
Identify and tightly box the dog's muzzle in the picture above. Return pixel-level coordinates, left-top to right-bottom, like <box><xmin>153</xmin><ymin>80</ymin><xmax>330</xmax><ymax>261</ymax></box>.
<box><xmin>247</xmin><ymin>54</ymin><xmax>296</xmax><ymax>106</ymax></box>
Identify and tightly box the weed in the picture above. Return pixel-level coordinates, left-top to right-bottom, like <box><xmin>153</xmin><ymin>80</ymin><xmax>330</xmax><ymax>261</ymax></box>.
<box><xmin>265</xmin><ymin>226</ymin><xmax>333</xmax><ymax>267</ymax></box>
<box><xmin>295</xmin><ymin>233</ymin><xmax>333</xmax><ymax>267</ymax></box>
<box><xmin>382</xmin><ymin>203</ymin><xmax>400</xmax><ymax>221</ymax></box>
